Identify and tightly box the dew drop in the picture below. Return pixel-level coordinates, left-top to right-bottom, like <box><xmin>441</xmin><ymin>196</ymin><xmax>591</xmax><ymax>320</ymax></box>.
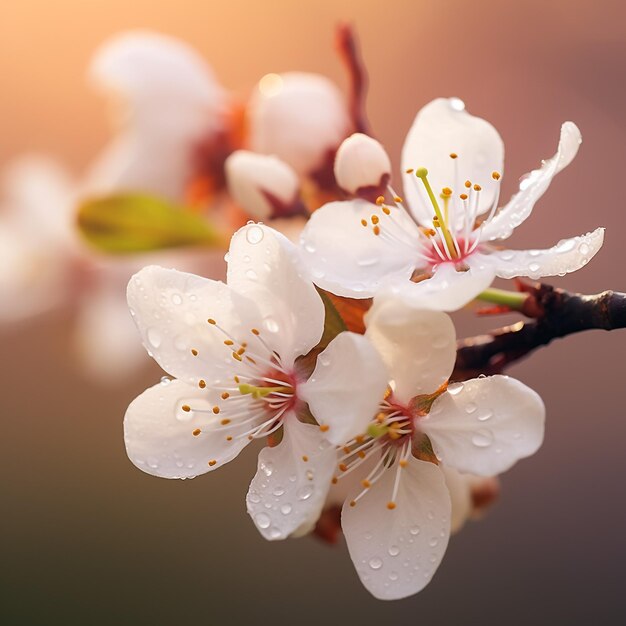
<box><xmin>261</xmin><ymin>461</ymin><xmax>274</xmax><ymax>477</ymax></box>
<box><xmin>500</xmin><ymin>250</ymin><xmax>515</xmax><ymax>261</ymax></box>
<box><xmin>472</xmin><ymin>428</ymin><xmax>494</xmax><ymax>447</ymax></box>
<box><xmin>529</xmin><ymin>262</ymin><xmax>541</xmax><ymax>273</ymax></box>
<box><xmin>160</xmin><ymin>376</ymin><xmax>171</xmax><ymax>386</ymax></box>
<box><xmin>264</xmin><ymin>317</ymin><xmax>279</xmax><ymax>333</ymax></box>
<box><xmin>269</xmin><ymin>527</ymin><xmax>281</xmax><ymax>539</ymax></box>
<box><xmin>273</xmin><ymin>486</ymin><xmax>285</xmax><ymax>497</ymax></box>
<box><xmin>578</xmin><ymin>242</ymin><xmax>590</xmax><ymax>255</ymax></box>
<box><xmin>245</xmin><ymin>268</ymin><xmax>258</xmax><ymax>281</ymax></box>
<box><xmin>171</xmin><ymin>293</ymin><xmax>183</xmax><ymax>305</ymax></box>
<box><xmin>147</xmin><ymin>328</ymin><xmax>162</xmax><ymax>348</ymax></box>
<box><xmin>246</xmin><ymin>225</ymin><xmax>264</xmax><ymax>244</ymax></box>
<box><xmin>249</xmin><ymin>493</ymin><xmax>261</xmax><ymax>504</ymax></box>
<box><xmin>304</xmin><ymin>242</ymin><xmax>316</xmax><ymax>253</ymax></box>
<box><xmin>409</xmin><ymin>525</ymin><xmax>421</xmax><ymax>536</ymax></box>
<box><xmin>447</xmin><ymin>382</ymin><xmax>464</xmax><ymax>396</ymax></box>
<box><xmin>297</xmin><ymin>485</ymin><xmax>314</xmax><ymax>500</ymax></box>
<box><xmin>369</xmin><ymin>557</ymin><xmax>383</xmax><ymax>570</ymax></box>
<box><xmin>465</xmin><ymin>402</ymin><xmax>477</xmax><ymax>414</ymax></box>
<box><xmin>389</xmin><ymin>571</ymin><xmax>399</xmax><ymax>581</ymax></box>
<box><xmin>477</xmin><ymin>408</ymin><xmax>493</xmax><ymax>421</ymax></box>
<box><xmin>280</xmin><ymin>504</ymin><xmax>292</xmax><ymax>515</ymax></box>
<box><xmin>388</xmin><ymin>545</ymin><xmax>400</xmax><ymax>557</ymax></box>
<box><xmin>255</xmin><ymin>512</ymin><xmax>271</xmax><ymax>529</ymax></box>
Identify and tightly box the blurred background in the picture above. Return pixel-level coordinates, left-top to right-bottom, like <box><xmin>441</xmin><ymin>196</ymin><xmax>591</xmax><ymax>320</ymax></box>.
<box><xmin>1</xmin><ymin>0</ymin><xmax>625</xmax><ymax>623</ymax></box>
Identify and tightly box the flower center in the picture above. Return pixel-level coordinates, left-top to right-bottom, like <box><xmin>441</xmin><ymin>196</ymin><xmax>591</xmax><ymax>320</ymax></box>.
<box><xmin>183</xmin><ymin>321</ymin><xmax>297</xmax><ymax>466</ymax></box>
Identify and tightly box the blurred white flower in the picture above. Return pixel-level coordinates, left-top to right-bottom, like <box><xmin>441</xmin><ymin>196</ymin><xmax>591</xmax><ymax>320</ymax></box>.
<box><xmin>85</xmin><ymin>30</ymin><xmax>229</xmax><ymax>201</ymax></box>
<box><xmin>124</xmin><ymin>224</ymin><xmax>387</xmax><ymax>540</ymax></box>
<box><xmin>247</xmin><ymin>72</ymin><xmax>351</xmax><ymax>178</ymax></box>
<box><xmin>331</xmin><ymin>295</ymin><xmax>544</xmax><ymax>600</ymax></box>
<box><xmin>300</xmin><ymin>98</ymin><xmax>604</xmax><ymax>311</ymax></box>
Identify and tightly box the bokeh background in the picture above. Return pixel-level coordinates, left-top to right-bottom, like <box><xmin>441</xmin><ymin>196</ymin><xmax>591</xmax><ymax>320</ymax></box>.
<box><xmin>2</xmin><ymin>0</ymin><xmax>625</xmax><ymax>623</ymax></box>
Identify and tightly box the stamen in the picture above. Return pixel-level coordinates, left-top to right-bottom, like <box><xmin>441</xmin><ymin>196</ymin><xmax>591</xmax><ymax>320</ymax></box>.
<box><xmin>415</xmin><ymin>168</ymin><xmax>457</xmax><ymax>259</ymax></box>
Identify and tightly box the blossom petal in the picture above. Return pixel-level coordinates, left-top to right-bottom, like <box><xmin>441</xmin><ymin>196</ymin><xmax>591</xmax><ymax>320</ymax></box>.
<box><xmin>364</xmin><ymin>296</ymin><xmax>456</xmax><ymax>403</ymax></box>
<box><xmin>334</xmin><ymin>133</ymin><xmax>392</xmax><ymax>194</ymax></box>
<box><xmin>227</xmin><ymin>224</ymin><xmax>324</xmax><ymax>367</ymax></box>
<box><xmin>247</xmin><ymin>418</ymin><xmax>336</xmax><ymax>540</ymax></box>
<box><xmin>401</xmin><ymin>98</ymin><xmax>504</xmax><ymax>225</ymax></box>
<box><xmin>248</xmin><ymin>72</ymin><xmax>350</xmax><ymax>175</ymax></box>
<box><xmin>298</xmin><ymin>332</ymin><xmax>389</xmax><ymax>445</ymax></box>
<box><xmin>299</xmin><ymin>199</ymin><xmax>421</xmax><ymax>298</ymax></box>
<box><xmin>486</xmin><ymin>227</ymin><xmax>604</xmax><ymax>280</ymax></box>
<box><xmin>481</xmin><ymin>122</ymin><xmax>582</xmax><ymax>241</ymax></box>
<box><xmin>124</xmin><ymin>379</ymin><xmax>250</xmax><ymax>479</ymax></box>
<box><xmin>127</xmin><ymin>265</ymin><xmax>260</xmax><ymax>385</ymax></box>
<box><xmin>385</xmin><ymin>257</ymin><xmax>496</xmax><ymax>312</ymax></box>
<box><xmin>342</xmin><ymin>457</ymin><xmax>451</xmax><ymax>601</ymax></box>
<box><xmin>421</xmin><ymin>375</ymin><xmax>545</xmax><ymax>476</ymax></box>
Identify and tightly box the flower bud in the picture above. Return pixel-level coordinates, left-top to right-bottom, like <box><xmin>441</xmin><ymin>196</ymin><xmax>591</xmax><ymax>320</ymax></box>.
<box><xmin>247</xmin><ymin>72</ymin><xmax>350</xmax><ymax>176</ymax></box>
<box><xmin>225</xmin><ymin>150</ymin><xmax>302</xmax><ymax>220</ymax></box>
<box><xmin>334</xmin><ymin>132</ymin><xmax>392</xmax><ymax>196</ymax></box>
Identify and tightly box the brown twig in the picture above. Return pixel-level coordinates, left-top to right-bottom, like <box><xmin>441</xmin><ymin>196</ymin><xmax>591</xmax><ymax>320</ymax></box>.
<box><xmin>453</xmin><ymin>284</ymin><xmax>626</xmax><ymax>380</ymax></box>
<box><xmin>335</xmin><ymin>23</ymin><xmax>370</xmax><ymax>134</ymax></box>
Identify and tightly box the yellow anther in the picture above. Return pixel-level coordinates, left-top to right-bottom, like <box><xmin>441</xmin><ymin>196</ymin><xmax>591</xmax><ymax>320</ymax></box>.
<box><xmin>319</xmin><ymin>424</ymin><xmax>330</xmax><ymax>432</ymax></box>
<box><xmin>375</xmin><ymin>195</ymin><xmax>385</xmax><ymax>205</ymax></box>
<box><xmin>371</xmin><ymin>215</ymin><xmax>380</xmax><ymax>225</ymax></box>
<box><xmin>361</xmin><ymin>219</ymin><xmax>367</xmax><ymax>227</ymax></box>
<box><xmin>191</xmin><ymin>349</ymin><xmax>198</xmax><ymax>356</ymax></box>
<box><xmin>226</xmin><ymin>436</ymin><xmax>233</xmax><ymax>441</ymax></box>
<box><xmin>492</xmin><ymin>171</ymin><xmax>501</xmax><ymax>180</ymax></box>
<box><xmin>208</xmin><ymin>459</ymin><xmax>217</xmax><ymax>467</ymax></box>
<box><xmin>464</xmin><ymin>180</ymin><xmax>472</xmax><ymax>188</ymax></box>
<box><xmin>361</xmin><ymin>479</ymin><xmax>371</xmax><ymax>488</ymax></box>
<box><xmin>207</xmin><ymin>318</ymin><xmax>216</xmax><ymax>325</ymax></box>
<box><xmin>387</xmin><ymin>502</ymin><xmax>397</xmax><ymax>510</ymax></box>
<box><xmin>394</xmin><ymin>196</ymin><xmax>403</xmax><ymax>203</ymax></box>
<box><xmin>302</xmin><ymin>455</ymin><xmax>309</xmax><ymax>462</ymax></box>
<box><xmin>198</xmin><ymin>380</ymin><xmax>206</xmax><ymax>389</ymax></box>
<box><xmin>232</xmin><ymin>352</ymin><xmax>242</xmax><ymax>362</ymax></box>
<box><xmin>442</xmin><ymin>187</ymin><xmax>452</xmax><ymax>196</ymax></box>
<box><xmin>355</xmin><ymin>435</ymin><xmax>365</xmax><ymax>443</ymax></box>
<box><xmin>182</xmin><ymin>405</ymin><xmax>191</xmax><ymax>412</ymax></box>
<box><xmin>224</xmin><ymin>340</ymin><xmax>234</xmax><ymax>346</ymax></box>
<box><xmin>382</xmin><ymin>207</ymin><xmax>391</xmax><ymax>215</ymax></box>
<box><xmin>234</xmin><ymin>376</ymin><xmax>240</xmax><ymax>383</ymax></box>
<box><xmin>358</xmin><ymin>451</ymin><xmax>366</xmax><ymax>459</ymax></box>
<box><xmin>251</xmin><ymin>328</ymin><xmax>260</xmax><ymax>335</ymax></box>
<box><xmin>192</xmin><ymin>428</ymin><xmax>201</xmax><ymax>437</ymax></box>
<box><xmin>221</xmin><ymin>392</ymin><xmax>230</xmax><ymax>400</ymax></box>
<box><xmin>460</xmin><ymin>193</ymin><xmax>468</xmax><ymax>200</ymax></box>
<box><xmin>220</xmin><ymin>418</ymin><xmax>230</xmax><ymax>425</ymax></box>
<box><xmin>449</xmin><ymin>152</ymin><xmax>458</xmax><ymax>159</ymax></box>
<box><xmin>237</xmin><ymin>347</ymin><xmax>245</xmax><ymax>355</ymax></box>
<box><xmin>473</xmin><ymin>184</ymin><xmax>482</xmax><ymax>191</ymax></box>
<box><xmin>339</xmin><ymin>463</ymin><xmax>348</xmax><ymax>472</ymax></box>
<box><xmin>331</xmin><ymin>477</ymin><xmax>338</xmax><ymax>485</ymax></box>
<box><xmin>349</xmin><ymin>500</ymin><xmax>357</xmax><ymax>507</ymax></box>
<box><xmin>399</xmin><ymin>459</ymin><xmax>408</xmax><ymax>468</ymax></box>
<box><xmin>373</xmin><ymin>225</ymin><xmax>381</xmax><ymax>236</ymax></box>
<box><xmin>212</xmin><ymin>406</ymin><xmax>220</xmax><ymax>414</ymax></box>
<box><xmin>405</xmin><ymin>168</ymin><xmax>414</xmax><ymax>174</ymax></box>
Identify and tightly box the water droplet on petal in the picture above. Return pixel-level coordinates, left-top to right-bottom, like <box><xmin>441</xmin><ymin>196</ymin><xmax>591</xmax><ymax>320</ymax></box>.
<box><xmin>246</xmin><ymin>225</ymin><xmax>264</xmax><ymax>244</ymax></box>
<box><xmin>264</xmin><ymin>317</ymin><xmax>279</xmax><ymax>333</ymax></box>
<box><xmin>171</xmin><ymin>293</ymin><xmax>183</xmax><ymax>305</ymax></box>
<box><xmin>297</xmin><ymin>485</ymin><xmax>314</xmax><ymax>500</ymax></box>
<box><xmin>245</xmin><ymin>268</ymin><xmax>258</xmax><ymax>281</ymax></box>
<box><xmin>249</xmin><ymin>493</ymin><xmax>261</xmax><ymax>504</ymax></box>
<box><xmin>369</xmin><ymin>557</ymin><xmax>383</xmax><ymax>570</ymax></box>
<box><xmin>388</xmin><ymin>545</ymin><xmax>400</xmax><ymax>557</ymax></box>
<box><xmin>280</xmin><ymin>504</ymin><xmax>292</xmax><ymax>515</ymax></box>
<box><xmin>273</xmin><ymin>486</ymin><xmax>285</xmax><ymax>496</ymax></box>
<box><xmin>529</xmin><ymin>262</ymin><xmax>541</xmax><ymax>273</ymax></box>
<box><xmin>578</xmin><ymin>242</ymin><xmax>590</xmax><ymax>255</ymax></box>
<box><xmin>472</xmin><ymin>429</ymin><xmax>494</xmax><ymax>448</ymax></box>
<box><xmin>410</xmin><ymin>525</ymin><xmax>421</xmax><ymax>535</ymax></box>
<box><xmin>389</xmin><ymin>571</ymin><xmax>399</xmax><ymax>581</ymax></box>
<box><xmin>465</xmin><ymin>402</ymin><xmax>477</xmax><ymax>414</ymax></box>
<box><xmin>255</xmin><ymin>512</ymin><xmax>271</xmax><ymax>529</ymax></box>
<box><xmin>447</xmin><ymin>382</ymin><xmax>464</xmax><ymax>396</ymax></box>
<box><xmin>477</xmin><ymin>408</ymin><xmax>493</xmax><ymax>421</ymax></box>
<box><xmin>261</xmin><ymin>461</ymin><xmax>274</xmax><ymax>477</ymax></box>
<box><xmin>147</xmin><ymin>328</ymin><xmax>162</xmax><ymax>348</ymax></box>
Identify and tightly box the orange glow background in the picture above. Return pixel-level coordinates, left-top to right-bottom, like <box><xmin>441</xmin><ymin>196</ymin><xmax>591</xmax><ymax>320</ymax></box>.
<box><xmin>1</xmin><ymin>1</ymin><xmax>625</xmax><ymax>623</ymax></box>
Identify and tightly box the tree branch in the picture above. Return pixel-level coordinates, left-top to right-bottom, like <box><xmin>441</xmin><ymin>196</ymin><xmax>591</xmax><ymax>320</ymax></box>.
<box><xmin>453</xmin><ymin>284</ymin><xmax>626</xmax><ymax>380</ymax></box>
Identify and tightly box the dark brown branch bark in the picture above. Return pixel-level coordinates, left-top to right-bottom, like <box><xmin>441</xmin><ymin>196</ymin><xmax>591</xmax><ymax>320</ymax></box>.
<box><xmin>453</xmin><ymin>284</ymin><xmax>626</xmax><ymax>380</ymax></box>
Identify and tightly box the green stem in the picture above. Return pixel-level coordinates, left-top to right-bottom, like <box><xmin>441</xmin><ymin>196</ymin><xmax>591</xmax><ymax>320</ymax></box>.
<box><xmin>476</xmin><ymin>288</ymin><xmax>529</xmax><ymax>310</ymax></box>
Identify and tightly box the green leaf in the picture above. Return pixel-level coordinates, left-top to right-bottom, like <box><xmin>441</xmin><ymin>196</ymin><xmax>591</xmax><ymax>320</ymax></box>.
<box><xmin>77</xmin><ymin>193</ymin><xmax>227</xmax><ymax>254</ymax></box>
